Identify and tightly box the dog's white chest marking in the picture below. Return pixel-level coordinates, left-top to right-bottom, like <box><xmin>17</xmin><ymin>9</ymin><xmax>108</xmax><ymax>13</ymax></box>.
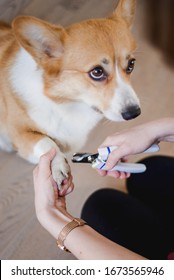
<box><xmin>10</xmin><ymin>48</ymin><xmax>102</xmax><ymax>151</ymax></box>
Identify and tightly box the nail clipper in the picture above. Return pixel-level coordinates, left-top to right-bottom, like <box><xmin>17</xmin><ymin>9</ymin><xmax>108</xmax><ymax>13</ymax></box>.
<box><xmin>72</xmin><ymin>144</ymin><xmax>159</xmax><ymax>173</ymax></box>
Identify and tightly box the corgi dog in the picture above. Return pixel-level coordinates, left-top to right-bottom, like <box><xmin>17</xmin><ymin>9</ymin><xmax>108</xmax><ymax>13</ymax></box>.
<box><xmin>0</xmin><ymin>0</ymin><xmax>140</xmax><ymax>187</ymax></box>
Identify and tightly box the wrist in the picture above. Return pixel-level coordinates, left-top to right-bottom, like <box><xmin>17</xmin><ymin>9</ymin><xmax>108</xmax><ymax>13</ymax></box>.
<box><xmin>37</xmin><ymin>208</ymin><xmax>73</xmax><ymax>239</ymax></box>
<box><xmin>156</xmin><ymin>118</ymin><xmax>174</xmax><ymax>142</ymax></box>
<box><xmin>144</xmin><ymin>118</ymin><xmax>173</xmax><ymax>142</ymax></box>
<box><xmin>142</xmin><ymin>119</ymin><xmax>166</xmax><ymax>143</ymax></box>
<box><xmin>57</xmin><ymin>218</ymin><xmax>87</xmax><ymax>252</ymax></box>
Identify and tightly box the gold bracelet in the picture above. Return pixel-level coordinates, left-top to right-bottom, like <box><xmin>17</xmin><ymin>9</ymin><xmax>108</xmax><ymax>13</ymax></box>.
<box><xmin>57</xmin><ymin>218</ymin><xmax>86</xmax><ymax>252</ymax></box>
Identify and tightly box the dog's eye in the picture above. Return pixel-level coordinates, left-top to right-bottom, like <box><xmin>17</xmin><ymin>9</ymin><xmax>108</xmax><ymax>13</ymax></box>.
<box><xmin>89</xmin><ymin>66</ymin><xmax>107</xmax><ymax>81</ymax></box>
<box><xmin>126</xmin><ymin>58</ymin><xmax>136</xmax><ymax>74</ymax></box>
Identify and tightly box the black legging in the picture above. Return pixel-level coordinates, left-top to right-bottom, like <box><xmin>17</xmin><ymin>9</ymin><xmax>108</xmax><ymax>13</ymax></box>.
<box><xmin>81</xmin><ymin>156</ymin><xmax>174</xmax><ymax>260</ymax></box>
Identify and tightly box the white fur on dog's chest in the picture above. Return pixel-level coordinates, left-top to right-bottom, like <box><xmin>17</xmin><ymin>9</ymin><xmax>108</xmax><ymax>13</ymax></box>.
<box><xmin>10</xmin><ymin>48</ymin><xmax>102</xmax><ymax>151</ymax></box>
<box><xmin>31</xmin><ymin>100</ymin><xmax>101</xmax><ymax>151</ymax></box>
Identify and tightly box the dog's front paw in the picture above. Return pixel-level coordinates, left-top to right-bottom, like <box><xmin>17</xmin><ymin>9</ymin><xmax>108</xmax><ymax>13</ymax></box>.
<box><xmin>51</xmin><ymin>153</ymin><xmax>70</xmax><ymax>189</ymax></box>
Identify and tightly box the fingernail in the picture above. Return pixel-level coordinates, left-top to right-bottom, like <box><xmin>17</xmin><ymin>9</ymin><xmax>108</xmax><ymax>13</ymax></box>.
<box><xmin>62</xmin><ymin>179</ymin><xmax>68</xmax><ymax>185</ymax></box>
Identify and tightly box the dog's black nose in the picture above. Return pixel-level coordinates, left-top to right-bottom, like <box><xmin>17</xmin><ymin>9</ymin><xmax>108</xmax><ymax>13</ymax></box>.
<box><xmin>121</xmin><ymin>106</ymin><xmax>141</xmax><ymax>120</ymax></box>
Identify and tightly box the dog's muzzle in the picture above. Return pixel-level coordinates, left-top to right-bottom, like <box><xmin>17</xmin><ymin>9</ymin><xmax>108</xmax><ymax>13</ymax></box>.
<box><xmin>121</xmin><ymin>105</ymin><xmax>141</xmax><ymax>120</ymax></box>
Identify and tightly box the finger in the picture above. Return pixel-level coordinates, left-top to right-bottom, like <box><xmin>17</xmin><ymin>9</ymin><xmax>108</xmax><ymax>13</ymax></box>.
<box><xmin>126</xmin><ymin>172</ymin><xmax>131</xmax><ymax>178</ymax></box>
<box><xmin>107</xmin><ymin>170</ymin><xmax>130</xmax><ymax>179</ymax></box>
<box><xmin>52</xmin><ymin>178</ymin><xmax>59</xmax><ymax>198</ymax></box>
<box><xmin>38</xmin><ymin>148</ymin><xmax>57</xmax><ymax>176</ymax></box>
<box><xmin>55</xmin><ymin>195</ymin><xmax>67</xmax><ymax>209</ymax></box>
<box><xmin>105</xmin><ymin>145</ymin><xmax>129</xmax><ymax>170</ymax></box>
<box><xmin>96</xmin><ymin>169</ymin><xmax>107</xmax><ymax>177</ymax></box>
<box><xmin>107</xmin><ymin>170</ymin><xmax>121</xmax><ymax>179</ymax></box>
<box><xmin>59</xmin><ymin>182</ymin><xmax>74</xmax><ymax>197</ymax></box>
<box><xmin>65</xmin><ymin>183</ymin><xmax>74</xmax><ymax>195</ymax></box>
<box><xmin>119</xmin><ymin>171</ymin><xmax>129</xmax><ymax>179</ymax></box>
<box><xmin>59</xmin><ymin>175</ymin><xmax>74</xmax><ymax>196</ymax></box>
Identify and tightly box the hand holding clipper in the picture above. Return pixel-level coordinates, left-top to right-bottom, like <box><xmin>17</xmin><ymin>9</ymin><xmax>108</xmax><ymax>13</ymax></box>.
<box><xmin>72</xmin><ymin>144</ymin><xmax>159</xmax><ymax>174</ymax></box>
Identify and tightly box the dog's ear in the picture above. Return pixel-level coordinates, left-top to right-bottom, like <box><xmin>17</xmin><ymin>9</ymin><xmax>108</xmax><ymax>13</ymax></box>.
<box><xmin>12</xmin><ymin>16</ymin><xmax>66</xmax><ymax>62</ymax></box>
<box><xmin>111</xmin><ymin>0</ymin><xmax>136</xmax><ymax>28</ymax></box>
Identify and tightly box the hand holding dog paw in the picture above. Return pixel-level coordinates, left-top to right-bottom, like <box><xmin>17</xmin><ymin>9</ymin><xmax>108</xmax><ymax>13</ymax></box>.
<box><xmin>33</xmin><ymin>149</ymin><xmax>74</xmax><ymax>213</ymax></box>
<box><xmin>33</xmin><ymin>148</ymin><xmax>74</xmax><ymax>237</ymax></box>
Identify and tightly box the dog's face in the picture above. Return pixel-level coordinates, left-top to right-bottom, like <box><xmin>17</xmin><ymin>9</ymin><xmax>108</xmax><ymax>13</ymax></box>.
<box><xmin>12</xmin><ymin>0</ymin><xmax>140</xmax><ymax>121</ymax></box>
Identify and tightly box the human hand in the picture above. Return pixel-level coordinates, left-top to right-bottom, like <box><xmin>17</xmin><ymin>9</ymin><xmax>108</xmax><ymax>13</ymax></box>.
<box><xmin>97</xmin><ymin>123</ymin><xmax>157</xmax><ymax>178</ymax></box>
<box><xmin>33</xmin><ymin>149</ymin><xmax>74</xmax><ymax>237</ymax></box>
<box><xmin>96</xmin><ymin>157</ymin><xmax>131</xmax><ymax>179</ymax></box>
